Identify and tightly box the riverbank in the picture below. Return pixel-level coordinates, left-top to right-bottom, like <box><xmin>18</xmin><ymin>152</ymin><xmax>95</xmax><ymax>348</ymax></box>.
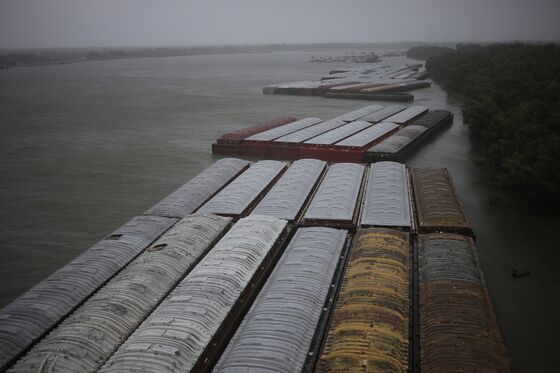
<box><xmin>426</xmin><ymin>43</ymin><xmax>560</xmax><ymax>205</ymax></box>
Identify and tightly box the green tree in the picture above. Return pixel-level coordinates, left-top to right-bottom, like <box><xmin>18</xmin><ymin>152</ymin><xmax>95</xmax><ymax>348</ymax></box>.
<box><xmin>426</xmin><ymin>43</ymin><xmax>560</xmax><ymax>204</ymax></box>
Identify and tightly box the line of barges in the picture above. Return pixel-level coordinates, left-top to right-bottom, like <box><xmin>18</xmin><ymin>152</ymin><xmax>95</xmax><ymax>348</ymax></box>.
<box><xmin>0</xmin><ymin>157</ymin><xmax>511</xmax><ymax>372</ymax></box>
<box><xmin>212</xmin><ymin>104</ymin><xmax>453</xmax><ymax>163</ymax></box>
<box><xmin>263</xmin><ymin>63</ymin><xmax>431</xmax><ymax>100</ymax></box>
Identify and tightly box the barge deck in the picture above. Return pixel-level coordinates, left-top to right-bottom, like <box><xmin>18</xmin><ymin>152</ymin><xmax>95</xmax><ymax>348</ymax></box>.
<box><xmin>1</xmin><ymin>158</ymin><xmax>511</xmax><ymax>372</ymax></box>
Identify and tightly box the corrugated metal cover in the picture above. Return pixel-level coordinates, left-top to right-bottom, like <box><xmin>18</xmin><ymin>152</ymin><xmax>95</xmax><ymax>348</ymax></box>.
<box><xmin>419</xmin><ymin>281</ymin><xmax>511</xmax><ymax>372</ymax></box>
<box><xmin>368</xmin><ymin>125</ymin><xmax>427</xmax><ymax>154</ymax></box>
<box><xmin>411</xmin><ymin>168</ymin><xmax>472</xmax><ymax>232</ymax></box>
<box><xmin>245</xmin><ymin>118</ymin><xmax>323</xmax><ymax>141</ymax></box>
<box><xmin>99</xmin><ymin>215</ymin><xmax>287</xmax><ymax>373</ymax></box>
<box><xmin>419</xmin><ymin>235</ymin><xmax>482</xmax><ymax>285</ymax></box>
<box><xmin>411</xmin><ymin>110</ymin><xmax>451</xmax><ymax>129</ymax></box>
<box><xmin>0</xmin><ymin>215</ymin><xmax>177</xmax><ymax>371</ymax></box>
<box><xmin>318</xmin><ymin>228</ymin><xmax>410</xmax><ymax>372</ymax></box>
<box><xmin>368</xmin><ymin>136</ymin><xmax>408</xmax><ymax>154</ymax></box>
<box><xmin>145</xmin><ymin>158</ymin><xmax>249</xmax><ymax>218</ymax></box>
<box><xmin>305</xmin><ymin>121</ymin><xmax>372</xmax><ymax>146</ymax></box>
<box><xmin>418</xmin><ymin>234</ymin><xmax>511</xmax><ymax>372</ymax></box>
<box><xmin>360</xmin><ymin>104</ymin><xmax>406</xmax><ymax>123</ymax></box>
<box><xmin>397</xmin><ymin>124</ymin><xmax>427</xmax><ymax>139</ymax></box>
<box><xmin>361</xmin><ymin>162</ymin><xmax>411</xmax><ymax>227</ymax></box>
<box><xmin>214</xmin><ymin>227</ymin><xmax>347</xmax><ymax>373</ymax></box>
<box><xmin>360</xmin><ymin>83</ymin><xmax>402</xmax><ymax>93</ymax></box>
<box><xmin>335</xmin><ymin>122</ymin><xmax>399</xmax><ymax>148</ymax></box>
<box><xmin>199</xmin><ymin>160</ymin><xmax>286</xmax><ymax>216</ymax></box>
<box><xmin>219</xmin><ymin>117</ymin><xmax>298</xmax><ymax>141</ymax></box>
<box><xmin>274</xmin><ymin>119</ymin><xmax>345</xmax><ymax>143</ymax></box>
<box><xmin>335</xmin><ymin>105</ymin><xmax>384</xmax><ymax>122</ymax></box>
<box><xmin>9</xmin><ymin>213</ymin><xmax>231</xmax><ymax>373</ymax></box>
<box><xmin>275</xmin><ymin>81</ymin><xmax>318</xmax><ymax>89</ymax></box>
<box><xmin>304</xmin><ymin>163</ymin><xmax>364</xmax><ymax>222</ymax></box>
<box><xmin>251</xmin><ymin>159</ymin><xmax>326</xmax><ymax>221</ymax></box>
<box><xmin>384</xmin><ymin>105</ymin><xmax>428</xmax><ymax>124</ymax></box>
<box><xmin>328</xmin><ymin>82</ymin><xmax>385</xmax><ymax>92</ymax></box>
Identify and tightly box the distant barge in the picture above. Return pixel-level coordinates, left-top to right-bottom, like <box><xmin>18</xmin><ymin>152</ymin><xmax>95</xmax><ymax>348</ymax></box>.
<box><xmin>324</xmin><ymin>91</ymin><xmax>414</xmax><ymax>101</ymax></box>
<box><xmin>309</xmin><ymin>52</ymin><xmax>380</xmax><ymax>63</ymax></box>
<box><xmin>0</xmin><ymin>158</ymin><xmax>511</xmax><ymax>372</ymax></box>
<box><xmin>212</xmin><ymin>104</ymin><xmax>453</xmax><ymax>162</ymax></box>
<box><xmin>264</xmin><ymin>63</ymin><xmax>430</xmax><ymax>100</ymax></box>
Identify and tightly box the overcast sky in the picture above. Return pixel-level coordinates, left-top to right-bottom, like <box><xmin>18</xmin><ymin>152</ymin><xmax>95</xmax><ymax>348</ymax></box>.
<box><xmin>1</xmin><ymin>0</ymin><xmax>559</xmax><ymax>49</ymax></box>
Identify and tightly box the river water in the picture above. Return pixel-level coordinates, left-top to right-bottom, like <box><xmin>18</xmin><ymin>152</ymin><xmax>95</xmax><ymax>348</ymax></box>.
<box><xmin>0</xmin><ymin>50</ymin><xmax>558</xmax><ymax>371</ymax></box>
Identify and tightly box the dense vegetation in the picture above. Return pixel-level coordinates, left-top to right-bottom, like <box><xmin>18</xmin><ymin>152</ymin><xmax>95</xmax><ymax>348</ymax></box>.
<box><xmin>406</xmin><ymin>45</ymin><xmax>453</xmax><ymax>61</ymax></box>
<box><xmin>426</xmin><ymin>43</ymin><xmax>560</xmax><ymax>204</ymax></box>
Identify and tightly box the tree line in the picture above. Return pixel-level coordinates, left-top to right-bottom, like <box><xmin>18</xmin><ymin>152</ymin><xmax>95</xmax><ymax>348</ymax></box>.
<box><xmin>426</xmin><ymin>43</ymin><xmax>560</xmax><ymax>204</ymax></box>
<box><xmin>406</xmin><ymin>45</ymin><xmax>453</xmax><ymax>61</ymax></box>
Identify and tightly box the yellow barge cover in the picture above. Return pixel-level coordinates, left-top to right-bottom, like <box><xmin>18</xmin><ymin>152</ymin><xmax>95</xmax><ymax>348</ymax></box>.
<box><xmin>318</xmin><ymin>228</ymin><xmax>410</xmax><ymax>372</ymax></box>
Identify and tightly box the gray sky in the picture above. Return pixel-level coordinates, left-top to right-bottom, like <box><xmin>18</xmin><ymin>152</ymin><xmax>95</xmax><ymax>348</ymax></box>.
<box><xmin>1</xmin><ymin>0</ymin><xmax>559</xmax><ymax>49</ymax></box>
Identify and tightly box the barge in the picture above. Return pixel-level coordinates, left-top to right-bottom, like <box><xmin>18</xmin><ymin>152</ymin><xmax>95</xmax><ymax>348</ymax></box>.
<box><xmin>264</xmin><ymin>64</ymin><xmax>431</xmax><ymax>99</ymax></box>
<box><xmin>324</xmin><ymin>91</ymin><xmax>414</xmax><ymax>101</ymax></box>
<box><xmin>212</xmin><ymin>104</ymin><xmax>451</xmax><ymax>163</ymax></box>
<box><xmin>365</xmin><ymin>110</ymin><xmax>454</xmax><ymax>161</ymax></box>
<box><xmin>1</xmin><ymin>158</ymin><xmax>511</xmax><ymax>372</ymax></box>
